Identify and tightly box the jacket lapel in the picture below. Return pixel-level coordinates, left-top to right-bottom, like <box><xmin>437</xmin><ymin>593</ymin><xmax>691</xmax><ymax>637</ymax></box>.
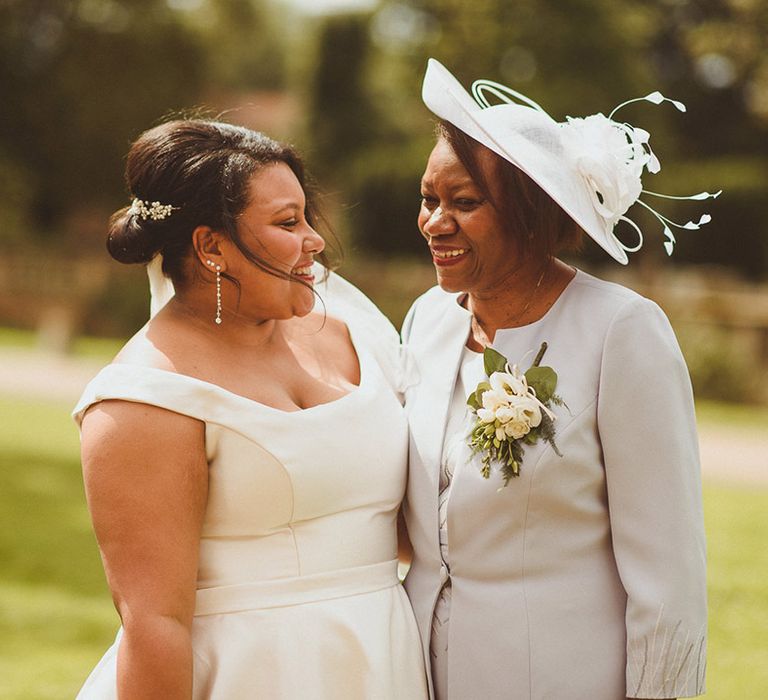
<box><xmin>407</xmin><ymin>295</ymin><xmax>471</xmax><ymax>494</ymax></box>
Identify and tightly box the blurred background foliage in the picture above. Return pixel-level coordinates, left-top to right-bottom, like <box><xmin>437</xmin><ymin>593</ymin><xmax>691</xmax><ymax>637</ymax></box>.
<box><xmin>1</xmin><ymin>0</ymin><xmax>767</xmax><ymax>401</ymax></box>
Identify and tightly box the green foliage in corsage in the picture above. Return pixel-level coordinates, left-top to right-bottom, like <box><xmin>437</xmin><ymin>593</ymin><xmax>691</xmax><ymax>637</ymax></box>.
<box><xmin>467</xmin><ymin>342</ymin><xmax>564</xmax><ymax>486</ymax></box>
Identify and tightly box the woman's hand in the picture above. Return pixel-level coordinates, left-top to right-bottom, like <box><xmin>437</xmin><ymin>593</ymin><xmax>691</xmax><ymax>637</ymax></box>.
<box><xmin>81</xmin><ymin>400</ymin><xmax>208</xmax><ymax>700</ymax></box>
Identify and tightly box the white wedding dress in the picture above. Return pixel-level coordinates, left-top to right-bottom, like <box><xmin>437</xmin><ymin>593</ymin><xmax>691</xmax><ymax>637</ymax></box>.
<box><xmin>72</xmin><ymin>268</ymin><xmax>428</xmax><ymax>699</ymax></box>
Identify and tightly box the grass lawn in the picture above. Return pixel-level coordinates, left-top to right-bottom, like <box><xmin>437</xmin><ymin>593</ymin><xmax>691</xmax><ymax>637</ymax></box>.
<box><xmin>0</xmin><ymin>397</ymin><xmax>115</xmax><ymax>699</ymax></box>
<box><xmin>0</xmin><ymin>327</ymin><xmax>124</xmax><ymax>363</ymax></box>
<box><xmin>0</xmin><ymin>394</ymin><xmax>766</xmax><ymax>698</ymax></box>
<box><xmin>696</xmin><ymin>398</ymin><xmax>768</xmax><ymax>431</ymax></box>
<box><xmin>705</xmin><ymin>481</ymin><xmax>768</xmax><ymax>697</ymax></box>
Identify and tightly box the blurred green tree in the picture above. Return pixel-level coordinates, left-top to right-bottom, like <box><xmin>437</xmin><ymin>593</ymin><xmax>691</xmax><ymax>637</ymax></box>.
<box><xmin>182</xmin><ymin>0</ymin><xmax>287</xmax><ymax>91</ymax></box>
<box><xmin>0</xmin><ymin>0</ymin><xmax>205</xmax><ymax>245</ymax></box>
<box><xmin>0</xmin><ymin>0</ymin><xmax>294</xmax><ymax>337</ymax></box>
<box><xmin>305</xmin><ymin>12</ymin><xmax>378</xmax><ymax>181</ymax></box>
<box><xmin>642</xmin><ymin>0</ymin><xmax>768</xmax><ymax>278</ymax></box>
<box><xmin>0</xmin><ymin>0</ymin><xmax>290</xmax><ymax>249</ymax></box>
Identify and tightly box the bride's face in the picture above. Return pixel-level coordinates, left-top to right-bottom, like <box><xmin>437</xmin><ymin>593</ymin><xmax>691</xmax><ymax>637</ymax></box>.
<box><xmin>222</xmin><ymin>163</ymin><xmax>325</xmax><ymax>321</ymax></box>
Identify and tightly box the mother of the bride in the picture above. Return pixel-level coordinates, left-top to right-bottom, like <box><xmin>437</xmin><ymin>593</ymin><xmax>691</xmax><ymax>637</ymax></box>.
<box><xmin>402</xmin><ymin>60</ymin><xmax>713</xmax><ymax>700</ymax></box>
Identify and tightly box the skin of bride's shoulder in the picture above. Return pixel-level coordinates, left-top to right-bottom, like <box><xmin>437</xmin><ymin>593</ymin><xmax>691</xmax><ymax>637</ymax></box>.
<box><xmin>80</xmin><ymin>396</ymin><xmax>205</xmax><ymax>459</ymax></box>
<box><xmin>82</xmin><ymin>315</ymin><xmax>206</xmax><ymax>443</ymax></box>
<box><xmin>110</xmin><ymin>300</ymin><xmax>224</xmax><ymax>376</ymax></box>
<box><xmin>110</xmin><ymin>320</ymin><xmax>179</xmax><ymax>372</ymax></box>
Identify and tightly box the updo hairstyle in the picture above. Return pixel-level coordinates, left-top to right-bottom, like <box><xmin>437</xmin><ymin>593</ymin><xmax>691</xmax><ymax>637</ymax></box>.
<box><xmin>438</xmin><ymin>122</ymin><xmax>583</xmax><ymax>261</ymax></box>
<box><xmin>107</xmin><ymin>119</ymin><xmax>332</xmax><ymax>286</ymax></box>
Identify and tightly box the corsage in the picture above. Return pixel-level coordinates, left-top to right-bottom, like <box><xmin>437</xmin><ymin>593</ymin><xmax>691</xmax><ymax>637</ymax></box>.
<box><xmin>467</xmin><ymin>342</ymin><xmax>564</xmax><ymax>486</ymax></box>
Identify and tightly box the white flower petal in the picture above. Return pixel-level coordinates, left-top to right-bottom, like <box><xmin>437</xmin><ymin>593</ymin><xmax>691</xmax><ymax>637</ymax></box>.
<box><xmin>490</xmin><ymin>371</ymin><xmax>526</xmax><ymax>397</ymax></box>
<box><xmin>566</xmin><ymin>115</ymin><xmax>645</xmax><ymax>226</ymax></box>
<box><xmin>481</xmin><ymin>389</ymin><xmax>507</xmax><ymax>412</ymax></box>
<box><xmin>495</xmin><ymin>406</ymin><xmax>515</xmax><ymax>424</ymax></box>
<box><xmin>477</xmin><ymin>408</ymin><xmax>496</xmax><ymax>424</ymax></box>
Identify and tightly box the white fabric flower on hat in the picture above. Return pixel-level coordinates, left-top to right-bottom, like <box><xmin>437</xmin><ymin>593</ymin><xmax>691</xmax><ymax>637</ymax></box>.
<box><xmin>561</xmin><ymin>114</ymin><xmax>652</xmax><ymax>234</ymax></box>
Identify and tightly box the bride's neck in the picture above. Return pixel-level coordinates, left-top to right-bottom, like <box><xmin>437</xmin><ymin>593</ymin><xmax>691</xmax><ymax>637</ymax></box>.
<box><xmin>165</xmin><ymin>291</ymin><xmax>285</xmax><ymax>351</ymax></box>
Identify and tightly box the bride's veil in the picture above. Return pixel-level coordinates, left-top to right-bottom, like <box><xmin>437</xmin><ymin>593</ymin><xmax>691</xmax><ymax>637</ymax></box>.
<box><xmin>147</xmin><ymin>255</ymin><xmax>176</xmax><ymax>318</ymax></box>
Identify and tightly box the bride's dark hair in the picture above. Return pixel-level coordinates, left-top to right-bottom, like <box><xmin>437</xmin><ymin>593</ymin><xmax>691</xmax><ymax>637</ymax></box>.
<box><xmin>107</xmin><ymin>119</ymin><xmax>335</xmax><ymax>287</ymax></box>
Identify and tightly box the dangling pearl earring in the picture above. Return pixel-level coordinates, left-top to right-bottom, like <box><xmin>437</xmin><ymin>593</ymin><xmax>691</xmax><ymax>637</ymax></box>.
<box><xmin>215</xmin><ymin>265</ymin><xmax>222</xmax><ymax>325</ymax></box>
<box><xmin>206</xmin><ymin>260</ymin><xmax>223</xmax><ymax>325</ymax></box>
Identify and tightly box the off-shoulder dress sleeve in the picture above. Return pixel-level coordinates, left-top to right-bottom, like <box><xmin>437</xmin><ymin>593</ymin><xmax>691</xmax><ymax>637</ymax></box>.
<box><xmin>597</xmin><ymin>297</ymin><xmax>707</xmax><ymax>698</ymax></box>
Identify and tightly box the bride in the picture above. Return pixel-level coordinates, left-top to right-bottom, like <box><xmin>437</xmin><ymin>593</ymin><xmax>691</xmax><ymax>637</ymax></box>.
<box><xmin>73</xmin><ymin>119</ymin><xmax>427</xmax><ymax>699</ymax></box>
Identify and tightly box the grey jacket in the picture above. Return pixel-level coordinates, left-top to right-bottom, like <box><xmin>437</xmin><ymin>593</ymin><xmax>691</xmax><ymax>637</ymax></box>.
<box><xmin>402</xmin><ymin>270</ymin><xmax>707</xmax><ymax>699</ymax></box>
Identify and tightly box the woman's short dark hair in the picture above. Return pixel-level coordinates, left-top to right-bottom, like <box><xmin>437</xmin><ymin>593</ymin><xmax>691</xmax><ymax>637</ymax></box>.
<box><xmin>437</xmin><ymin>121</ymin><xmax>583</xmax><ymax>260</ymax></box>
<box><xmin>107</xmin><ymin>119</ymin><xmax>334</xmax><ymax>286</ymax></box>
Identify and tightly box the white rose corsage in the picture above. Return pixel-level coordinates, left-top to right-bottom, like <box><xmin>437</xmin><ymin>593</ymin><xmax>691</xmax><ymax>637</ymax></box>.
<box><xmin>467</xmin><ymin>342</ymin><xmax>564</xmax><ymax>486</ymax></box>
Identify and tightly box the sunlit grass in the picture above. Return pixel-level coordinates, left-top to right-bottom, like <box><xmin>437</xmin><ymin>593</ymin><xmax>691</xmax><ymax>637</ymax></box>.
<box><xmin>0</xmin><ymin>326</ymin><xmax>124</xmax><ymax>363</ymax></box>
<box><xmin>0</xmin><ymin>582</ymin><xmax>115</xmax><ymax>700</ymax></box>
<box><xmin>0</xmin><ymin>396</ymin><xmax>115</xmax><ymax>699</ymax></box>
<box><xmin>0</xmin><ymin>394</ymin><xmax>765</xmax><ymax>698</ymax></box>
<box><xmin>703</xmin><ymin>482</ymin><xmax>768</xmax><ymax>697</ymax></box>
<box><xmin>696</xmin><ymin>399</ymin><xmax>768</xmax><ymax>430</ymax></box>
<box><xmin>0</xmin><ymin>327</ymin><xmax>36</xmax><ymax>349</ymax></box>
<box><xmin>71</xmin><ymin>336</ymin><xmax>125</xmax><ymax>361</ymax></box>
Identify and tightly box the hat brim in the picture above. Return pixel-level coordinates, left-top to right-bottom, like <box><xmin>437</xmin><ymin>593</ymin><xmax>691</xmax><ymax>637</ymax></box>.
<box><xmin>422</xmin><ymin>58</ymin><xmax>629</xmax><ymax>265</ymax></box>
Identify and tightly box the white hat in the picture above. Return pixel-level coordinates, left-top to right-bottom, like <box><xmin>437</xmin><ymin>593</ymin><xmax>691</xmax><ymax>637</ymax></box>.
<box><xmin>422</xmin><ymin>58</ymin><xmax>720</xmax><ymax>264</ymax></box>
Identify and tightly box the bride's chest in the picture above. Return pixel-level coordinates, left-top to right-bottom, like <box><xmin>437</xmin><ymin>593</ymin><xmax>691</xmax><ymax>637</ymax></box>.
<box><xmin>202</xmin><ymin>377</ymin><xmax>408</xmax><ymax>532</ymax></box>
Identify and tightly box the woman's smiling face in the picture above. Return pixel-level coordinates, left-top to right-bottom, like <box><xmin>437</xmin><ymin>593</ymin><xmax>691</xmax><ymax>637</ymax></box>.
<box><xmin>222</xmin><ymin>162</ymin><xmax>325</xmax><ymax>320</ymax></box>
<box><xmin>418</xmin><ymin>138</ymin><xmax>522</xmax><ymax>295</ymax></box>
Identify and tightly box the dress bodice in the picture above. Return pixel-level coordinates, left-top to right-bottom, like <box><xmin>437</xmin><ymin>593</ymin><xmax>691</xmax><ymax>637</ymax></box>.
<box><xmin>73</xmin><ymin>327</ymin><xmax>408</xmax><ymax>591</ymax></box>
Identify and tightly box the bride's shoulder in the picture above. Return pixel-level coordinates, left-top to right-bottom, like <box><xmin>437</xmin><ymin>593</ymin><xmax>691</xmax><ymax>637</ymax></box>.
<box><xmin>114</xmin><ymin>301</ymin><xmax>219</xmax><ymax>373</ymax></box>
<box><xmin>112</xmin><ymin>327</ymin><xmax>173</xmax><ymax>371</ymax></box>
<box><xmin>74</xmin><ymin>314</ymin><xmax>204</xmax><ymax>423</ymax></box>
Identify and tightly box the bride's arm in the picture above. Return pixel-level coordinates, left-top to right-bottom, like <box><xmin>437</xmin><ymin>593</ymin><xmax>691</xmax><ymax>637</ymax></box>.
<box><xmin>81</xmin><ymin>400</ymin><xmax>208</xmax><ymax>700</ymax></box>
